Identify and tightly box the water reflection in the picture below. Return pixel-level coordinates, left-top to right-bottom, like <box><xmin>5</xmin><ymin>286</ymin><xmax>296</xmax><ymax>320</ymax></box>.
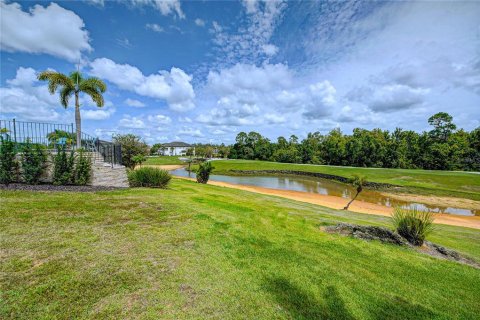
<box><xmin>171</xmin><ymin>169</ymin><xmax>479</xmax><ymax>216</ymax></box>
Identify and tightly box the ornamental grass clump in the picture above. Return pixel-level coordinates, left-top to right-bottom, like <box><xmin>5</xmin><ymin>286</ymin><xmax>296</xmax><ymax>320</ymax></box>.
<box><xmin>196</xmin><ymin>161</ymin><xmax>214</xmax><ymax>184</ymax></box>
<box><xmin>392</xmin><ymin>207</ymin><xmax>434</xmax><ymax>246</ymax></box>
<box><xmin>128</xmin><ymin>167</ymin><xmax>171</xmax><ymax>188</ymax></box>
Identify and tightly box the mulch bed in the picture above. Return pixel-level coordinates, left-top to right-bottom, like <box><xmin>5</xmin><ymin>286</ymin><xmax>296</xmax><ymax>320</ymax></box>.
<box><xmin>0</xmin><ymin>183</ymin><xmax>125</xmax><ymax>192</ymax></box>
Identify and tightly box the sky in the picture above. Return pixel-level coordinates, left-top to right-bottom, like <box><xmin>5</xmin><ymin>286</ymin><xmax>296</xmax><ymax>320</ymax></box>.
<box><xmin>1</xmin><ymin>0</ymin><xmax>479</xmax><ymax>145</ymax></box>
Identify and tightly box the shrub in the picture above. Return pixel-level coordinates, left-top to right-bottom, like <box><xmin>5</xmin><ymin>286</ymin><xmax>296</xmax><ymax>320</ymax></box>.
<box><xmin>74</xmin><ymin>149</ymin><xmax>92</xmax><ymax>185</ymax></box>
<box><xmin>392</xmin><ymin>207</ymin><xmax>434</xmax><ymax>246</ymax></box>
<box><xmin>21</xmin><ymin>140</ymin><xmax>47</xmax><ymax>184</ymax></box>
<box><xmin>52</xmin><ymin>146</ymin><xmax>75</xmax><ymax>185</ymax></box>
<box><xmin>196</xmin><ymin>161</ymin><xmax>214</xmax><ymax>184</ymax></box>
<box><xmin>113</xmin><ymin>134</ymin><xmax>149</xmax><ymax>169</ymax></box>
<box><xmin>131</xmin><ymin>154</ymin><xmax>147</xmax><ymax>169</ymax></box>
<box><xmin>128</xmin><ymin>167</ymin><xmax>171</xmax><ymax>188</ymax></box>
<box><xmin>0</xmin><ymin>137</ymin><xmax>17</xmax><ymax>185</ymax></box>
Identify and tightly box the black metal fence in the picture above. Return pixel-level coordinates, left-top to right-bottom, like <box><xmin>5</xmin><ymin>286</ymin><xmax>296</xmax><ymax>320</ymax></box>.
<box><xmin>0</xmin><ymin>119</ymin><xmax>122</xmax><ymax>166</ymax></box>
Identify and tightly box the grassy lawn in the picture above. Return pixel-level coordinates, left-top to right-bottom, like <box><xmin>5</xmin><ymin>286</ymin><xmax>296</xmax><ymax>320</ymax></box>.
<box><xmin>144</xmin><ymin>156</ymin><xmax>185</xmax><ymax>165</ymax></box>
<box><xmin>209</xmin><ymin>160</ymin><xmax>480</xmax><ymax>200</ymax></box>
<box><xmin>1</xmin><ymin>178</ymin><xmax>479</xmax><ymax>319</ymax></box>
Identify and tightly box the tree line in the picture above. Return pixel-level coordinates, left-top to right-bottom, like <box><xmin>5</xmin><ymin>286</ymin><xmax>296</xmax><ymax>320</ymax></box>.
<box><xmin>229</xmin><ymin>112</ymin><xmax>480</xmax><ymax>171</ymax></box>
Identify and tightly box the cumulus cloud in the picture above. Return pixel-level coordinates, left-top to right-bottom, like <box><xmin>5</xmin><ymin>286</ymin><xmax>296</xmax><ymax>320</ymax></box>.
<box><xmin>118</xmin><ymin>115</ymin><xmax>146</xmax><ymax>129</ymax></box>
<box><xmin>90</xmin><ymin>58</ymin><xmax>195</xmax><ymax>111</ymax></box>
<box><xmin>124</xmin><ymin>98</ymin><xmax>145</xmax><ymax>107</ymax></box>
<box><xmin>146</xmin><ymin>23</ymin><xmax>164</xmax><ymax>33</ymax></box>
<box><xmin>194</xmin><ymin>18</ymin><xmax>205</xmax><ymax>27</ymax></box>
<box><xmin>177</xmin><ymin>127</ymin><xmax>203</xmax><ymax>137</ymax></box>
<box><xmin>83</xmin><ymin>107</ymin><xmax>116</xmax><ymax>120</ymax></box>
<box><xmin>0</xmin><ymin>67</ymin><xmax>62</xmax><ymax>121</ymax></box>
<box><xmin>211</xmin><ymin>0</ymin><xmax>286</xmax><ymax>65</ymax></box>
<box><xmin>147</xmin><ymin>114</ymin><xmax>172</xmax><ymax>125</ymax></box>
<box><xmin>129</xmin><ymin>0</ymin><xmax>185</xmax><ymax>19</ymax></box>
<box><xmin>0</xmin><ymin>1</ymin><xmax>92</xmax><ymax>62</ymax></box>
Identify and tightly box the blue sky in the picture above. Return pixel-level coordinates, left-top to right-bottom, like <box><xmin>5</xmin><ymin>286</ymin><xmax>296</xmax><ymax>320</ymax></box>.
<box><xmin>1</xmin><ymin>0</ymin><xmax>479</xmax><ymax>144</ymax></box>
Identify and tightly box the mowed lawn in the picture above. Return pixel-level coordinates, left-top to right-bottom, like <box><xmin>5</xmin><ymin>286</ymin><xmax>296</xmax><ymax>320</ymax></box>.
<box><xmin>209</xmin><ymin>160</ymin><xmax>480</xmax><ymax>200</ymax></box>
<box><xmin>144</xmin><ymin>156</ymin><xmax>185</xmax><ymax>165</ymax></box>
<box><xmin>1</xmin><ymin>179</ymin><xmax>479</xmax><ymax>319</ymax></box>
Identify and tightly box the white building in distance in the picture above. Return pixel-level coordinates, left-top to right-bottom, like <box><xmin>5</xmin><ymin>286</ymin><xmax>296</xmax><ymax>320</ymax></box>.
<box><xmin>158</xmin><ymin>141</ymin><xmax>194</xmax><ymax>156</ymax></box>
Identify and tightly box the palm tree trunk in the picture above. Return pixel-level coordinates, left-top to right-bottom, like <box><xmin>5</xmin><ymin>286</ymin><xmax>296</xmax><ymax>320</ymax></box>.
<box><xmin>75</xmin><ymin>91</ymin><xmax>81</xmax><ymax>149</ymax></box>
<box><xmin>344</xmin><ymin>191</ymin><xmax>359</xmax><ymax>210</ymax></box>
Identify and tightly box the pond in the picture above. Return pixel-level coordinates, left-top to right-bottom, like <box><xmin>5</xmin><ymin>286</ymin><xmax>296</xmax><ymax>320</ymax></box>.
<box><xmin>170</xmin><ymin>168</ymin><xmax>479</xmax><ymax>216</ymax></box>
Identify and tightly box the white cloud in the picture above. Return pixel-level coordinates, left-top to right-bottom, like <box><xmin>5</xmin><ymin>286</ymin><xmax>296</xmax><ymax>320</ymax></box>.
<box><xmin>146</xmin><ymin>23</ymin><xmax>164</xmax><ymax>33</ymax></box>
<box><xmin>0</xmin><ymin>67</ymin><xmax>61</xmax><ymax>121</ymax></box>
<box><xmin>194</xmin><ymin>18</ymin><xmax>205</xmax><ymax>27</ymax></box>
<box><xmin>130</xmin><ymin>0</ymin><xmax>185</xmax><ymax>19</ymax></box>
<box><xmin>264</xmin><ymin>113</ymin><xmax>286</xmax><ymax>124</ymax></box>
<box><xmin>211</xmin><ymin>0</ymin><xmax>286</xmax><ymax>65</ymax></box>
<box><xmin>124</xmin><ymin>98</ymin><xmax>145</xmax><ymax>108</ymax></box>
<box><xmin>83</xmin><ymin>107</ymin><xmax>116</xmax><ymax>120</ymax></box>
<box><xmin>262</xmin><ymin>44</ymin><xmax>278</xmax><ymax>56</ymax></box>
<box><xmin>0</xmin><ymin>1</ymin><xmax>92</xmax><ymax>62</ymax></box>
<box><xmin>90</xmin><ymin>58</ymin><xmax>195</xmax><ymax>111</ymax></box>
<box><xmin>147</xmin><ymin>114</ymin><xmax>172</xmax><ymax>125</ymax></box>
<box><xmin>177</xmin><ymin>127</ymin><xmax>203</xmax><ymax>137</ymax></box>
<box><xmin>118</xmin><ymin>115</ymin><xmax>145</xmax><ymax>129</ymax></box>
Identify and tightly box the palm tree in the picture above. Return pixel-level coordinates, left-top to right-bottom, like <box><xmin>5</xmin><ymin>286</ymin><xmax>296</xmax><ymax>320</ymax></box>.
<box><xmin>343</xmin><ymin>175</ymin><xmax>367</xmax><ymax>210</ymax></box>
<box><xmin>38</xmin><ymin>71</ymin><xmax>106</xmax><ymax>149</ymax></box>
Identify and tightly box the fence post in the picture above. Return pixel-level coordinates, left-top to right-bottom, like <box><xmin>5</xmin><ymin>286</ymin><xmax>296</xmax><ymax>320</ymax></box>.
<box><xmin>12</xmin><ymin>118</ymin><xmax>17</xmax><ymax>143</ymax></box>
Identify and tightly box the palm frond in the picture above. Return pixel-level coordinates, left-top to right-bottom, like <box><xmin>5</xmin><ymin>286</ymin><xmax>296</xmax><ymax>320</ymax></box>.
<box><xmin>60</xmin><ymin>87</ymin><xmax>74</xmax><ymax>108</ymax></box>
<box><xmin>80</xmin><ymin>77</ymin><xmax>107</xmax><ymax>93</ymax></box>
<box><xmin>69</xmin><ymin>71</ymin><xmax>83</xmax><ymax>86</ymax></box>
<box><xmin>81</xmin><ymin>87</ymin><xmax>104</xmax><ymax>107</ymax></box>
<box><xmin>37</xmin><ymin>71</ymin><xmax>74</xmax><ymax>94</ymax></box>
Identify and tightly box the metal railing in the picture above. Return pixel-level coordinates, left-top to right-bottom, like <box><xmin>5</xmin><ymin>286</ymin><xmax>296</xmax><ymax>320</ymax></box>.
<box><xmin>0</xmin><ymin>119</ymin><xmax>122</xmax><ymax>166</ymax></box>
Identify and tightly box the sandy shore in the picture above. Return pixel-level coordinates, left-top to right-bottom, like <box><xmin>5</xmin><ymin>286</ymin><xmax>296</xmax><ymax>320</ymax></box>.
<box><xmin>174</xmin><ymin>176</ymin><xmax>480</xmax><ymax>230</ymax></box>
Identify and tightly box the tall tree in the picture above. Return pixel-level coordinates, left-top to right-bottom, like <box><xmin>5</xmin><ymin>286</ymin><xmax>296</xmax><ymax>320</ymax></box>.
<box><xmin>38</xmin><ymin>70</ymin><xmax>106</xmax><ymax>149</ymax></box>
<box><xmin>428</xmin><ymin>112</ymin><xmax>456</xmax><ymax>142</ymax></box>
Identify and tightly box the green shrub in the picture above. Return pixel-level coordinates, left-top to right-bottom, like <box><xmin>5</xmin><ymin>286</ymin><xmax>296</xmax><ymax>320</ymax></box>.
<box><xmin>128</xmin><ymin>167</ymin><xmax>171</xmax><ymax>188</ymax></box>
<box><xmin>74</xmin><ymin>149</ymin><xmax>92</xmax><ymax>185</ymax></box>
<box><xmin>21</xmin><ymin>140</ymin><xmax>47</xmax><ymax>184</ymax></box>
<box><xmin>196</xmin><ymin>161</ymin><xmax>214</xmax><ymax>184</ymax></box>
<box><xmin>52</xmin><ymin>146</ymin><xmax>75</xmax><ymax>185</ymax></box>
<box><xmin>392</xmin><ymin>207</ymin><xmax>434</xmax><ymax>246</ymax></box>
<box><xmin>0</xmin><ymin>137</ymin><xmax>17</xmax><ymax>185</ymax></box>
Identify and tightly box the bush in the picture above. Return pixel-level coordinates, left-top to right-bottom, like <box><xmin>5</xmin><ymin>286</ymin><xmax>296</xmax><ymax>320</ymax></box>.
<box><xmin>113</xmin><ymin>134</ymin><xmax>149</xmax><ymax>169</ymax></box>
<box><xmin>128</xmin><ymin>167</ymin><xmax>171</xmax><ymax>188</ymax></box>
<box><xmin>392</xmin><ymin>207</ymin><xmax>434</xmax><ymax>246</ymax></box>
<box><xmin>74</xmin><ymin>149</ymin><xmax>92</xmax><ymax>185</ymax></box>
<box><xmin>0</xmin><ymin>137</ymin><xmax>17</xmax><ymax>185</ymax></box>
<box><xmin>21</xmin><ymin>140</ymin><xmax>47</xmax><ymax>184</ymax></box>
<box><xmin>52</xmin><ymin>146</ymin><xmax>75</xmax><ymax>185</ymax></box>
<box><xmin>196</xmin><ymin>161</ymin><xmax>213</xmax><ymax>184</ymax></box>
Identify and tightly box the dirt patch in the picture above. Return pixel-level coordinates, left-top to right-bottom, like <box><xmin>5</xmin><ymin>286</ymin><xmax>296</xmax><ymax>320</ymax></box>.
<box><xmin>0</xmin><ymin>183</ymin><xmax>123</xmax><ymax>192</ymax></box>
<box><xmin>173</xmin><ymin>176</ymin><xmax>480</xmax><ymax>229</ymax></box>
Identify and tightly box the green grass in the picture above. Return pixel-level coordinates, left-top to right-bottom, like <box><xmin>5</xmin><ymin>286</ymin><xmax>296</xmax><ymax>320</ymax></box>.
<box><xmin>1</xmin><ymin>179</ymin><xmax>479</xmax><ymax>319</ymax></box>
<box><xmin>209</xmin><ymin>160</ymin><xmax>480</xmax><ymax>200</ymax></box>
<box><xmin>144</xmin><ymin>156</ymin><xmax>184</xmax><ymax>165</ymax></box>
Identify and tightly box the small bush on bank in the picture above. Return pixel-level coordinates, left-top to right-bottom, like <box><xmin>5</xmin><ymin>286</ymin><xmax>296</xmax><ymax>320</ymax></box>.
<box><xmin>196</xmin><ymin>161</ymin><xmax>214</xmax><ymax>184</ymax></box>
<box><xmin>52</xmin><ymin>146</ymin><xmax>75</xmax><ymax>185</ymax></box>
<box><xmin>128</xmin><ymin>167</ymin><xmax>171</xmax><ymax>188</ymax></box>
<box><xmin>0</xmin><ymin>137</ymin><xmax>17</xmax><ymax>185</ymax></box>
<box><xmin>74</xmin><ymin>149</ymin><xmax>92</xmax><ymax>186</ymax></box>
<box><xmin>392</xmin><ymin>207</ymin><xmax>434</xmax><ymax>246</ymax></box>
<box><xmin>21</xmin><ymin>140</ymin><xmax>47</xmax><ymax>185</ymax></box>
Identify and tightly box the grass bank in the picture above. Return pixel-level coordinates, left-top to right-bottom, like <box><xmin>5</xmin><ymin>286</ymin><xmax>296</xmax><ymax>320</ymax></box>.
<box><xmin>208</xmin><ymin>160</ymin><xmax>480</xmax><ymax>200</ymax></box>
<box><xmin>144</xmin><ymin>156</ymin><xmax>184</xmax><ymax>165</ymax></box>
<box><xmin>1</xmin><ymin>179</ymin><xmax>479</xmax><ymax>319</ymax></box>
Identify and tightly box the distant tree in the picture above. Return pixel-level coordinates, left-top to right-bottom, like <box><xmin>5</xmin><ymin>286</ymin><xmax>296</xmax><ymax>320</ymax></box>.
<box><xmin>343</xmin><ymin>175</ymin><xmax>367</xmax><ymax>210</ymax></box>
<box><xmin>113</xmin><ymin>134</ymin><xmax>149</xmax><ymax>169</ymax></box>
<box><xmin>150</xmin><ymin>143</ymin><xmax>163</xmax><ymax>155</ymax></box>
<box><xmin>38</xmin><ymin>70</ymin><xmax>106</xmax><ymax>149</ymax></box>
<box><xmin>428</xmin><ymin>112</ymin><xmax>456</xmax><ymax>142</ymax></box>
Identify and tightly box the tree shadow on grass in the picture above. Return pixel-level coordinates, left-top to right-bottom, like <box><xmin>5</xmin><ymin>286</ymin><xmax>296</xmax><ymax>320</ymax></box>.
<box><xmin>264</xmin><ymin>277</ymin><xmax>438</xmax><ymax>320</ymax></box>
<box><xmin>264</xmin><ymin>277</ymin><xmax>355</xmax><ymax>320</ymax></box>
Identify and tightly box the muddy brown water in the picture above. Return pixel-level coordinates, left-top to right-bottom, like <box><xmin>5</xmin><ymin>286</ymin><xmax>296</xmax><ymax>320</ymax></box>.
<box><xmin>170</xmin><ymin>168</ymin><xmax>479</xmax><ymax>216</ymax></box>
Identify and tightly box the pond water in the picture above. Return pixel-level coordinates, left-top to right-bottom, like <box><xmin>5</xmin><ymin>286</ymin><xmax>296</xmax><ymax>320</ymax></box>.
<box><xmin>171</xmin><ymin>168</ymin><xmax>479</xmax><ymax>216</ymax></box>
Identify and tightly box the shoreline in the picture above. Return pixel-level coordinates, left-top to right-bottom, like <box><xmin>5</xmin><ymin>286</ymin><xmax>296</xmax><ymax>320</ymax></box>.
<box><xmin>173</xmin><ymin>175</ymin><xmax>480</xmax><ymax>230</ymax></box>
